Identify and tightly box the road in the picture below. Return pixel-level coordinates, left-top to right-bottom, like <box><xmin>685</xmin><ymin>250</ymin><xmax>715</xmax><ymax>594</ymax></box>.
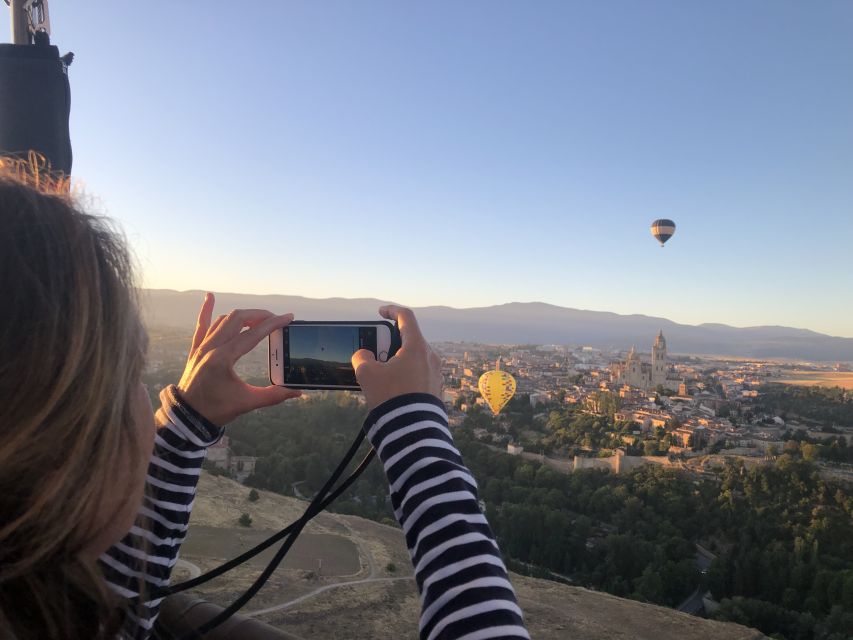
<box><xmin>677</xmin><ymin>586</ymin><xmax>705</xmax><ymax>615</ymax></box>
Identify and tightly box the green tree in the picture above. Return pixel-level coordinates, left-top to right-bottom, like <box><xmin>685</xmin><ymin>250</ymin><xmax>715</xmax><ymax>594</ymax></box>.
<box><xmin>238</xmin><ymin>513</ymin><xmax>253</xmax><ymax>527</ymax></box>
<box><xmin>635</xmin><ymin>565</ymin><xmax>664</xmax><ymax>602</ymax></box>
<box><xmin>783</xmin><ymin>439</ymin><xmax>800</xmax><ymax>457</ymax></box>
<box><xmin>248</xmin><ymin>488</ymin><xmax>259</xmax><ymax>502</ymax></box>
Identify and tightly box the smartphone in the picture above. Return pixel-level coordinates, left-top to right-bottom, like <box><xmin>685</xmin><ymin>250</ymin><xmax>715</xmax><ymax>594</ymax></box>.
<box><xmin>269</xmin><ymin>320</ymin><xmax>401</xmax><ymax>390</ymax></box>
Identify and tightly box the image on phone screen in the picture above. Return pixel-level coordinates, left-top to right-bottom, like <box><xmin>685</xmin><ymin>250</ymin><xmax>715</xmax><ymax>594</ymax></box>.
<box><xmin>284</xmin><ymin>325</ymin><xmax>377</xmax><ymax>387</ymax></box>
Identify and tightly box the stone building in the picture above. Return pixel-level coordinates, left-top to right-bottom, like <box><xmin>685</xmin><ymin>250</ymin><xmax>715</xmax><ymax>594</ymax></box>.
<box><xmin>611</xmin><ymin>331</ymin><xmax>681</xmax><ymax>392</ymax></box>
<box><xmin>206</xmin><ymin>435</ymin><xmax>257</xmax><ymax>483</ymax></box>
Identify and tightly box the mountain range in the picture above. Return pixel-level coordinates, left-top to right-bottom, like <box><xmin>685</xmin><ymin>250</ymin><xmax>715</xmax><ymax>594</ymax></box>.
<box><xmin>140</xmin><ymin>289</ymin><xmax>853</xmax><ymax>361</ymax></box>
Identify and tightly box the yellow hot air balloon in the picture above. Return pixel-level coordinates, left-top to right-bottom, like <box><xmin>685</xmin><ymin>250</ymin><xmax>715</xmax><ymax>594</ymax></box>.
<box><xmin>478</xmin><ymin>358</ymin><xmax>517</xmax><ymax>415</ymax></box>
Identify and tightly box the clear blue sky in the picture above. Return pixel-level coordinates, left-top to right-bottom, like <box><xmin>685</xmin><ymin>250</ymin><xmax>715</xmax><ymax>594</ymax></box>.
<box><xmin>6</xmin><ymin>2</ymin><xmax>852</xmax><ymax>336</ymax></box>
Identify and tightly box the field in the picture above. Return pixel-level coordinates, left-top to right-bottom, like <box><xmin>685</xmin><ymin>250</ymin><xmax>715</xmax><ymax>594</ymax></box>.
<box><xmin>181</xmin><ymin>526</ymin><xmax>360</xmax><ymax>575</ymax></box>
<box><xmin>775</xmin><ymin>370</ymin><xmax>853</xmax><ymax>389</ymax></box>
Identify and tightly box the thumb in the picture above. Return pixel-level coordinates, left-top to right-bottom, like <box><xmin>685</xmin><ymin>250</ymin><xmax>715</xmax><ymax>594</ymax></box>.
<box><xmin>352</xmin><ymin>348</ymin><xmax>378</xmax><ymax>379</ymax></box>
<box><xmin>247</xmin><ymin>385</ymin><xmax>302</xmax><ymax>409</ymax></box>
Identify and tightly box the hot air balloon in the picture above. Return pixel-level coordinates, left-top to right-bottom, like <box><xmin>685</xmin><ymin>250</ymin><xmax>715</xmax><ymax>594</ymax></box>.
<box><xmin>478</xmin><ymin>358</ymin><xmax>517</xmax><ymax>415</ymax></box>
<box><xmin>650</xmin><ymin>218</ymin><xmax>676</xmax><ymax>247</ymax></box>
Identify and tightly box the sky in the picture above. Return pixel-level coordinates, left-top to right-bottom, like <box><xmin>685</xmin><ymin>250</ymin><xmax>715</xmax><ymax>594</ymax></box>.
<box><xmin>5</xmin><ymin>2</ymin><xmax>852</xmax><ymax>336</ymax></box>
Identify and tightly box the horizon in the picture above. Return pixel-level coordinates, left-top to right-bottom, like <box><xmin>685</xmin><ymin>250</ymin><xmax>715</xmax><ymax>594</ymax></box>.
<box><xmin>6</xmin><ymin>2</ymin><xmax>851</xmax><ymax>337</ymax></box>
<box><xmin>142</xmin><ymin>287</ymin><xmax>853</xmax><ymax>341</ymax></box>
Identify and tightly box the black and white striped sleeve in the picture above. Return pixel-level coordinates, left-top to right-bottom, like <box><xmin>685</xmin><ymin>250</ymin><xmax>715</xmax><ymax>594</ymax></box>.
<box><xmin>100</xmin><ymin>384</ymin><xmax>223</xmax><ymax>640</ymax></box>
<box><xmin>364</xmin><ymin>393</ymin><xmax>529</xmax><ymax>640</ymax></box>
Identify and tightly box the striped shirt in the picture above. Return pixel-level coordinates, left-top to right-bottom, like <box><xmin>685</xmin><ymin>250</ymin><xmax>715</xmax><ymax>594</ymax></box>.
<box><xmin>100</xmin><ymin>385</ymin><xmax>222</xmax><ymax>639</ymax></box>
<box><xmin>102</xmin><ymin>387</ymin><xmax>529</xmax><ymax>640</ymax></box>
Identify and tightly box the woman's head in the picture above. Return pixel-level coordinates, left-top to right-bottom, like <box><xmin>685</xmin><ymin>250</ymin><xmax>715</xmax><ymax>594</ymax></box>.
<box><xmin>0</xmin><ymin>159</ymin><xmax>152</xmax><ymax>637</ymax></box>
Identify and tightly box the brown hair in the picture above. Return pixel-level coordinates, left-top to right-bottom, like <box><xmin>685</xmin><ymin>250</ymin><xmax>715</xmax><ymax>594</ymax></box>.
<box><xmin>0</xmin><ymin>158</ymin><xmax>145</xmax><ymax>638</ymax></box>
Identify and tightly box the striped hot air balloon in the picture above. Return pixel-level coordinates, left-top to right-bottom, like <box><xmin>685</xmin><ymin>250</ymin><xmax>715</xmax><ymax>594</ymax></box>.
<box><xmin>650</xmin><ymin>218</ymin><xmax>676</xmax><ymax>247</ymax></box>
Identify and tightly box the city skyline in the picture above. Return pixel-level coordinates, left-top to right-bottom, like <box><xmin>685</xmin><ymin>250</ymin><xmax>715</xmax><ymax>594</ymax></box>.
<box><xmin>5</xmin><ymin>2</ymin><xmax>851</xmax><ymax>336</ymax></box>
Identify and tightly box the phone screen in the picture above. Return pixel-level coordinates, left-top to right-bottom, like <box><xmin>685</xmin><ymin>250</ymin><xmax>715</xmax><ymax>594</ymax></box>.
<box><xmin>283</xmin><ymin>325</ymin><xmax>378</xmax><ymax>387</ymax></box>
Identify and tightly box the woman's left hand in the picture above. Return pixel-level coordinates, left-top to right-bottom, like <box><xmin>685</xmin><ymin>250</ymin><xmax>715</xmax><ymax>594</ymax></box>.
<box><xmin>176</xmin><ymin>292</ymin><xmax>301</xmax><ymax>426</ymax></box>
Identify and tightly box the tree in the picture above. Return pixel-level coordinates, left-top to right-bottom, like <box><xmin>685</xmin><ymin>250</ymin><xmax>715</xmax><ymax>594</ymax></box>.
<box><xmin>635</xmin><ymin>565</ymin><xmax>664</xmax><ymax>602</ymax></box>
<box><xmin>644</xmin><ymin>440</ymin><xmax>659</xmax><ymax>456</ymax></box>
<box><xmin>304</xmin><ymin>453</ymin><xmax>328</xmax><ymax>492</ymax></box>
<box><xmin>783</xmin><ymin>440</ymin><xmax>800</xmax><ymax>456</ymax></box>
<box><xmin>238</xmin><ymin>513</ymin><xmax>253</xmax><ymax>527</ymax></box>
<box><xmin>248</xmin><ymin>488</ymin><xmax>259</xmax><ymax>502</ymax></box>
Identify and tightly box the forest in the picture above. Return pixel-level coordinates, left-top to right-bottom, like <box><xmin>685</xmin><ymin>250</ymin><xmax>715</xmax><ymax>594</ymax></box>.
<box><xmin>756</xmin><ymin>384</ymin><xmax>853</xmax><ymax>427</ymax></box>
<box><xmin>454</xmin><ymin>429</ymin><xmax>853</xmax><ymax>640</ymax></box>
<box><xmin>777</xmin><ymin>433</ymin><xmax>853</xmax><ymax>465</ymax></box>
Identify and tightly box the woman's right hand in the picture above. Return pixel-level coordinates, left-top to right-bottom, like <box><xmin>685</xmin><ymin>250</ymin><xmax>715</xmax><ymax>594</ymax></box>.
<box><xmin>351</xmin><ymin>306</ymin><xmax>443</xmax><ymax>410</ymax></box>
<box><xmin>176</xmin><ymin>293</ymin><xmax>302</xmax><ymax>426</ymax></box>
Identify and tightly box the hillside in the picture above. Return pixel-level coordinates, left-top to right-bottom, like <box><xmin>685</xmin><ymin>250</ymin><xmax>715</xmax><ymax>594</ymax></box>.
<box><xmin>175</xmin><ymin>473</ymin><xmax>766</xmax><ymax>639</ymax></box>
<box><xmin>140</xmin><ymin>289</ymin><xmax>853</xmax><ymax>361</ymax></box>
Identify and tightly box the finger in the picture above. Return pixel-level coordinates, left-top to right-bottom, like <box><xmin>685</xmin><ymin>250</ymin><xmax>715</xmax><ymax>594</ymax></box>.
<box><xmin>190</xmin><ymin>292</ymin><xmax>215</xmax><ymax>355</ymax></box>
<box><xmin>379</xmin><ymin>305</ymin><xmax>426</xmax><ymax>347</ymax></box>
<box><xmin>205</xmin><ymin>309</ymin><xmax>276</xmax><ymax>349</ymax></box>
<box><xmin>244</xmin><ymin>384</ymin><xmax>302</xmax><ymax>409</ymax></box>
<box><xmin>233</xmin><ymin>313</ymin><xmax>294</xmax><ymax>357</ymax></box>
<box><xmin>202</xmin><ymin>314</ymin><xmax>227</xmax><ymax>347</ymax></box>
<box><xmin>352</xmin><ymin>348</ymin><xmax>379</xmax><ymax>379</ymax></box>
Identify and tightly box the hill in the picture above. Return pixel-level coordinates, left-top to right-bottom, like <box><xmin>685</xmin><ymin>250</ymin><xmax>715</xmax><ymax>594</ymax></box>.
<box><xmin>140</xmin><ymin>289</ymin><xmax>853</xmax><ymax>361</ymax></box>
<box><xmin>174</xmin><ymin>472</ymin><xmax>765</xmax><ymax>639</ymax></box>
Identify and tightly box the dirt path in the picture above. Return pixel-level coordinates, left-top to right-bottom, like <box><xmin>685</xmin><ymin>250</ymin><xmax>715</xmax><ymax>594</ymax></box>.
<box><xmin>349</xmin><ymin>522</ymin><xmax>376</xmax><ymax>578</ymax></box>
<box><xmin>174</xmin><ymin>558</ymin><xmax>201</xmax><ymax>579</ymax></box>
<box><xmin>245</xmin><ymin>575</ymin><xmax>414</xmax><ymax>617</ymax></box>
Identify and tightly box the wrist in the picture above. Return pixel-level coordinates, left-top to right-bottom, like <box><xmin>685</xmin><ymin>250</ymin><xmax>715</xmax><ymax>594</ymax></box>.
<box><xmin>162</xmin><ymin>384</ymin><xmax>224</xmax><ymax>445</ymax></box>
<box><xmin>363</xmin><ymin>393</ymin><xmax>447</xmax><ymax>446</ymax></box>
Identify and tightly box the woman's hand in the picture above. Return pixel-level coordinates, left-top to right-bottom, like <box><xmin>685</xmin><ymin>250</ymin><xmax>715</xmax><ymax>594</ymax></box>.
<box><xmin>176</xmin><ymin>293</ymin><xmax>301</xmax><ymax>426</ymax></box>
<box><xmin>351</xmin><ymin>305</ymin><xmax>443</xmax><ymax>410</ymax></box>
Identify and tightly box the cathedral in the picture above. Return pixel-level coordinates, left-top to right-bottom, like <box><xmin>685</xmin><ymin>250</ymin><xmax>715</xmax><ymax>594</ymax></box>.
<box><xmin>612</xmin><ymin>331</ymin><xmax>680</xmax><ymax>392</ymax></box>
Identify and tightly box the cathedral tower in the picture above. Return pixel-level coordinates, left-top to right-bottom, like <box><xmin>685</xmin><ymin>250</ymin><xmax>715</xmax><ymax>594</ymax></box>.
<box><xmin>651</xmin><ymin>330</ymin><xmax>667</xmax><ymax>386</ymax></box>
